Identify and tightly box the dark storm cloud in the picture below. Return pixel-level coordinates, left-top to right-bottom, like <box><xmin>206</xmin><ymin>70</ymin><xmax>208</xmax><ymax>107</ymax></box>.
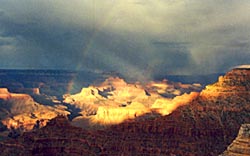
<box><xmin>0</xmin><ymin>6</ymin><xmax>92</xmax><ymax>69</ymax></box>
<box><xmin>0</xmin><ymin>0</ymin><xmax>250</xmax><ymax>80</ymax></box>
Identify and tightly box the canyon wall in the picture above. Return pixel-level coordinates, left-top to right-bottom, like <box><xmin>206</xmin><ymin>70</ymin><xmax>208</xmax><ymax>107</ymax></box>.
<box><xmin>220</xmin><ymin>124</ymin><xmax>250</xmax><ymax>156</ymax></box>
<box><xmin>0</xmin><ymin>68</ymin><xmax>250</xmax><ymax>155</ymax></box>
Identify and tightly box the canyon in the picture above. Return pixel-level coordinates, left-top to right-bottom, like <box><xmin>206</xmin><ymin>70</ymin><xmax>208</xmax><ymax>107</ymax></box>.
<box><xmin>0</xmin><ymin>70</ymin><xmax>202</xmax><ymax>135</ymax></box>
<box><xmin>0</xmin><ymin>88</ymin><xmax>69</xmax><ymax>132</ymax></box>
<box><xmin>0</xmin><ymin>68</ymin><xmax>249</xmax><ymax>155</ymax></box>
<box><xmin>64</xmin><ymin>77</ymin><xmax>201</xmax><ymax>127</ymax></box>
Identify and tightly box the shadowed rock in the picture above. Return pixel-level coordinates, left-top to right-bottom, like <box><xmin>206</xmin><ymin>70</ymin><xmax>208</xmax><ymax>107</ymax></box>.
<box><xmin>0</xmin><ymin>68</ymin><xmax>250</xmax><ymax>155</ymax></box>
<box><xmin>220</xmin><ymin>124</ymin><xmax>250</xmax><ymax>156</ymax></box>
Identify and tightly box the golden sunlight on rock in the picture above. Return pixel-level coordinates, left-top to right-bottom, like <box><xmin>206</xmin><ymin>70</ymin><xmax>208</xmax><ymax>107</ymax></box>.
<box><xmin>151</xmin><ymin>92</ymin><xmax>199</xmax><ymax>115</ymax></box>
<box><xmin>0</xmin><ymin>88</ymin><xmax>11</xmax><ymax>100</ymax></box>
<box><xmin>0</xmin><ymin>89</ymin><xmax>69</xmax><ymax>132</ymax></box>
<box><xmin>2</xmin><ymin>111</ymin><xmax>63</xmax><ymax>131</ymax></box>
<box><xmin>2</xmin><ymin>68</ymin><xmax>250</xmax><ymax>155</ymax></box>
<box><xmin>200</xmin><ymin>69</ymin><xmax>250</xmax><ymax>99</ymax></box>
<box><xmin>64</xmin><ymin>77</ymin><xmax>201</xmax><ymax>127</ymax></box>
<box><xmin>91</xmin><ymin>102</ymin><xmax>150</xmax><ymax>125</ymax></box>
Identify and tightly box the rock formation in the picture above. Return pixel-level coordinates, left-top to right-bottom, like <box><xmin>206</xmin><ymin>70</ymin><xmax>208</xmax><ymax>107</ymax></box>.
<box><xmin>0</xmin><ymin>88</ymin><xmax>69</xmax><ymax>133</ymax></box>
<box><xmin>0</xmin><ymin>68</ymin><xmax>250</xmax><ymax>155</ymax></box>
<box><xmin>64</xmin><ymin>77</ymin><xmax>200</xmax><ymax>126</ymax></box>
<box><xmin>220</xmin><ymin>124</ymin><xmax>250</xmax><ymax>156</ymax></box>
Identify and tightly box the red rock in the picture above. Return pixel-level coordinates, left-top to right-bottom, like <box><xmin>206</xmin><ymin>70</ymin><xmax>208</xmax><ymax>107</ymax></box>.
<box><xmin>220</xmin><ymin>124</ymin><xmax>250</xmax><ymax>156</ymax></box>
<box><xmin>1</xmin><ymin>68</ymin><xmax>250</xmax><ymax>155</ymax></box>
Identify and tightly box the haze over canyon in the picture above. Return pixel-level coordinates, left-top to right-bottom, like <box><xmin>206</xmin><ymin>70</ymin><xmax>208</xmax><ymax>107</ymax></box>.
<box><xmin>1</xmin><ymin>1</ymin><xmax>250</xmax><ymax>155</ymax></box>
<box><xmin>0</xmin><ymin>67</ymin><xmax>249</xmax><ymax>155</ymax></box>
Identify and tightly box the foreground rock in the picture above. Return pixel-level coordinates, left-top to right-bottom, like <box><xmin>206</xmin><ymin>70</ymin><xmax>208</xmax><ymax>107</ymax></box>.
<box><xmin>220</xmin><ymin>124</ymin><xmax>250</xmax><ymax>156</ymax></box>
<box><xmin>0</xmin><ymin>68</ymin><xmax>250</xmax><ymax>155</ymax></box>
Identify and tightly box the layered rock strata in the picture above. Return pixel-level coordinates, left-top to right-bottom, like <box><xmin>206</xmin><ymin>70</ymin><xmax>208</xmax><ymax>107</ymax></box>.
<box><xmin>0</xmin><ymin>68</ymin><xmax>250</xmax><ymax>155</ymax></box>
<box><xmin>0</xmin><ymin>88</ymin><xmax>69</xmax><ymax>132</ymax></box>
<box><xmin>220</xmin><ymin>124</ymin><xmax>250</xmax><ymax>156</ymax></box>
<box><xmin>65</xmin><ymin>77</ymin><xmax>200</xmax><ymax>126</ymax></box>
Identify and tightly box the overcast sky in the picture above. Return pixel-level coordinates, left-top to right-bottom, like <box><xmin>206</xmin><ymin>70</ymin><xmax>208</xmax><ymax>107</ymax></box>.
<box><xmin>0</xmin><ymin>0</ymin><xmax>250</xmax><ymax>80</ymax></box>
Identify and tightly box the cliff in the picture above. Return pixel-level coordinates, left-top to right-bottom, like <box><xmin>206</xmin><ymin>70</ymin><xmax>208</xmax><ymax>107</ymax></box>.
<box><xmin>220</xmin><ymin>124</ymin><xmax>250</xmax><ymax>156</ymax></box>
<box><xmin>0</xmin><ymin>68</ymin><xmax>250</xmax><ymax>155</ymax></box>
<box><xmin>0</xmin><ymin>89</ymin><xmax>69</xmax><ymax>132</ymax></box>
<box><xmin>65</xmin><ymin>77</ymin><xmax>200</xmax><ymax>126</ymax></box>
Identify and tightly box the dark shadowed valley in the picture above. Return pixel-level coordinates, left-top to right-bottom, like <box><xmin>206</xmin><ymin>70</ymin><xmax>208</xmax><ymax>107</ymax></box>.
<box><xmin>0</xmin><ymin>68</ymin><xmax>249</xmax><ymax>156</ymax></box>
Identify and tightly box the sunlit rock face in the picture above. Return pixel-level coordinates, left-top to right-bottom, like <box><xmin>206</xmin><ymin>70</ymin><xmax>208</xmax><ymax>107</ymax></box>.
<box><xmin>151</xmin><ymin>92</ymin><xmax>199</xmax><ymax>115</ymax></box>
<box><xmin>64</xmin><ymin>77</ymin><xmax>201</xmax><ymax>126</ymax></box>
<box><xmin>92</xmin><ymin>68</ymin><xmax>250</xmax><ymax>155</ymax></box>
<box><xmin>63</xmin><ymin>77</ymin><xmax>157</xmax><ymax>109</ymax></box>
<box><xmin>0</xmin><ymin>88</ymin><xmax>10</xmax><ymax>100</ymax></box>
<box><xmin>91</xmin><ymin>102</ymin><xmax>150</xmax><ymax>125</ymax></box>
<box><xmin>201</xmin><ymin>68</ymin><xmax>250</xmax><ymax>97</ymax></box>
<box><xmin>1</xmin><ymin>68</ymin><xmax>250</xmax><ymax>155</ymax></box>
<box><xmin>199</xmin><ymin>68</ymin><xmax>250</xmax><ymax>114</ymax></box>
<box><xmin>0</xmin><ymin>89</ymin><xmax>69</xmax><ymax>132</ymax></box>
<box><xmin>220</xmin><ymin>124</ymin><xmax>250</xmax><ymax>156</ymax></box>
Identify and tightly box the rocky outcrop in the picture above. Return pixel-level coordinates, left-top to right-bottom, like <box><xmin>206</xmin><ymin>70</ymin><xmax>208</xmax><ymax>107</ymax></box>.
<box><xmin>65</xmin><ymin>77</ymin><xmax>201</xmax><ymax>126</ymax></box>
<box><xmin>0</xmin><ymin>68</ymin><xmax>250</xmax><ymax>155</ymax></box>
<box><xmin>0</xmin><ymin>88</ymin><xmax>9</xmax><ymax>94</ymax></box>
<box><xmin>0</xmin><ymin>90</ymin><xmax>69</xmax><ymax>133</ymax></box>
<box><xmin>220</xmin><ymin>124</ymin><xmax>250</xmax><ymax>156</ymax></box>
<box><xmin>67</xmin><ymin>68</ymin><xmax>250</xmax><ymax>155</ymax></box>
<box><xmin>0</xmin><ymin>111</ymin><xmax>233</xmax><ymax>156</ymax></box>
<box><xmin>0</xmin><ymin>88</ymin><xmax>11</xmax><ymax>100</ymax></box>
<box><xmin>200</xmin><ymin>68</ymin><xmax>250</xmax><ymax>98</ymax></box>
<box><xmin>0</xmin><ymin>116</ymin><xmax>102</xmax><ymax>156</ymax></box>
